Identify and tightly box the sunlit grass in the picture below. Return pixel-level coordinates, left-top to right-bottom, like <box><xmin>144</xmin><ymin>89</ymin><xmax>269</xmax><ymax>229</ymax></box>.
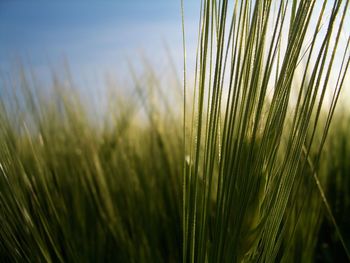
<box><xmin>182</xmin><ymin>0</ymin><xmax>350</xmax><ymax>262</ymax></box>
<box><xmin>1</xmin><ymin>0</ymin><xmax>350</xmax><ymax>262</ymax></box>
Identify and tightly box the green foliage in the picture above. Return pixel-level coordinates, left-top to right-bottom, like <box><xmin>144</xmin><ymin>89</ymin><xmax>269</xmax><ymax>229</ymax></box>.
<box><xmin>182</xmin><ymin>0</ymin><xmax>350</xmax><ymax>262</ymax></box>
<box><xmin>0</xmin><ymin>70</ymin><xmax>182</xmax><ymax>262</ymax></box>
<box><xmin>1</xmin><ymin>1</ymin><xmax>350</xmax><ymax>262</ymax></box>
<box><xmin>315</xmin><ymin>113</ymin><xmax>350</xmax><ymax>262</ymax></box>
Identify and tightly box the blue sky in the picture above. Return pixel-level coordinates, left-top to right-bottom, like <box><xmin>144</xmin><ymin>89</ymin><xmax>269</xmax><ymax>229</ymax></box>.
<box><xmin>0</xmin><ymin>1</ymin><xmax>199</xmax><ymax>86</ymax></box>
<box><xmin>1</xmin><ymin>1</ymin><xmax>348</xmax><ymax>101</ymax></box>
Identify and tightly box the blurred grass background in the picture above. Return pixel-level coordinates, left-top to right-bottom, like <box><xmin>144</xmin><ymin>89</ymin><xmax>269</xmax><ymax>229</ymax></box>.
<box><xmin>0</xmin><ymin>66</ymin><xmax>183</xmax><ymax>262</ymax></box>
<box><xmin>0</xmin><ymin>63</ymin><xmax>349</xmax><ymax>262</ymax></box>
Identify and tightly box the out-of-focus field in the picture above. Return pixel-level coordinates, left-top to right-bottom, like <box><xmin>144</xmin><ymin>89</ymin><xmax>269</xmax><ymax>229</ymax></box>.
<box><xmin>0</xmin><ymin>67</ymin><xmax>349</xmax><ymax>262</ymax></box>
